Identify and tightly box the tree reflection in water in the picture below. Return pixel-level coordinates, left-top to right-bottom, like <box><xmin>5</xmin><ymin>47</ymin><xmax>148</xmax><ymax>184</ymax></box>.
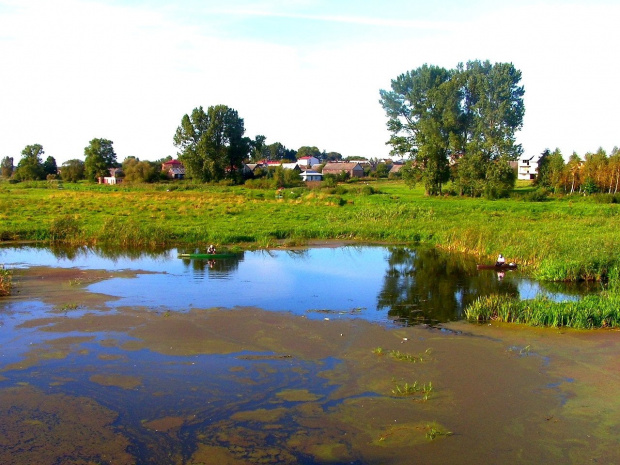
<box><xmin>377</xmin><ymin>247</ymin><xmax>519</xmax><ymax>325</ymax></box>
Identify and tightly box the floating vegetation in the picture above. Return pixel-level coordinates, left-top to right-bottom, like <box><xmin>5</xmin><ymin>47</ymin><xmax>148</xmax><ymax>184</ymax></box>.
<box><xmin>373</xmin><ymin>347</ymin><xmax>432</xmax><ymax>362</ymax></box>
<box><xmin>465</xmin><ymin>291</ymin><xmax>620</xmax><ymax>329</ymax></box>
<box><xmin>391</xmin><ymin>381</ymin><xmax>433</xmax><ymax>400</ymax></box>
<box><xmin>425</xmin><ymin>424</ymin><xmax>453</xmax><ymax>440</ymax></box>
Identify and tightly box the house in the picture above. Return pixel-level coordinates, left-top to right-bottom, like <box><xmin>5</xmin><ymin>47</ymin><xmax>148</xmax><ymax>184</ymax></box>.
<box><xmin>300</xmin><ymin>170</ymin><xmax>323</xmax><ymax>182</ymax></box>
<box><xmin>518</xmin><ymin>154</ymin><xmax>543</xmax><ymax>180</ymax></box>
<box><xmin>321</xmin><ymin>162</ymin><xmax>365</xmax><ymax>178</ymax></box>
<box><xmin>297</xmin><ymin>156</ymin><xmax>320</xmax><ymax>167</ymax></box>
<box><xmin>281</xmin><ymin>163</ymin><xmax>301</xmax><ymax>171</ymax></box>
<box><xmin>100</xmin><ymin>167</ymin><xmax>123</xmax><ymax>184</ymax></box>
<box><xmin>161</xmin><ymin>159</ymin><xmax>185</xmax><ymax>179</ymax></box>
<box><xmin>388</xmin><ymin>164</ymin><xmax>404</xmax><ymax>176</ymax></box>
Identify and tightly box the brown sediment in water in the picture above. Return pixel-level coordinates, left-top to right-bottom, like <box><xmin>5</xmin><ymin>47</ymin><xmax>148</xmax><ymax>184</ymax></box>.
<box><xmin>2</xmin><ymin>266</ymin><xmax>620</xmax><ymax>464</ymax></box>
<box><xmin>0</xmin><ymin>385</ymin><xmax>133</xmax><ymax>465</ymax></box>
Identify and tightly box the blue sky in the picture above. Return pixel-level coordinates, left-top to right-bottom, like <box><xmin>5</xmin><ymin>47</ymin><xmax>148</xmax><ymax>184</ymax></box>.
<box><xmin>1</xmin><ymin>0</ymin><xmax>618</xmax><ymax>164</ymax></box>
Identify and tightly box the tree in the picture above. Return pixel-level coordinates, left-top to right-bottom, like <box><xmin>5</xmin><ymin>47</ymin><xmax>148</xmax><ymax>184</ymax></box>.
<box><xmin>297</xmin><ymin>146</ymin><xmax>321</xmax><ymax>160</ymax></box>
<box><xmin>14</xmin><ymin>144</ymin><xmax>46</xmax><ymax>181</ymax></box>
<box><xmin>380</xmin><ymin>65</ymin><xmax>458</xmax><ymax>194</ymax></box>
<box><xmin>84</xmin><ymin>138</ymin><xmax>117</xmax><ymax>181</ymax></box>
<box><xmin>122</xmin><ymin>157</ymin><xmax>159</xmax><ymax>183</ymax></box>
<box><xmin>566</xmin><ymin>153</ymin><xmax>583</xmax><ymax>194</ymax></box>
<box><xmin>1</xmin><ymin>156</ymin><xmax>13</xmax><ymax>178</ymax></box>
<box><xmin>173</xmin><ymin>105</ymin><xmax>249</xmax><ymax>182</ymax></box>
<box><xmin>536</xmin><ymin>148</ymin><xmax>565</xmax><ymax>193</ymax></box>
<box><xmin>380</xmin><ymin>61</ymin><xmax>525</xmax><ymax>196</ymax></box>
<box><xmin>43</xmin><ymin>156</ymin><xmax>58</xmax><ymax>177</ymax></box>
<box><xmin>249</xmin><ymin>135</ymin><xmax>267</xmax><ymax>162</ymax></box>
<box><xmin>60</xmin><ymin>159</ymin><xmax>85</xmax><ymax>182</ymax></box>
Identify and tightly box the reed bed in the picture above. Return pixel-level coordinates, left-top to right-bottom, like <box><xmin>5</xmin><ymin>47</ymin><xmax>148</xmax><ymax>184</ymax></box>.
<box><xmin>465</xmin><ymin>291</ymin><xmax>620</xmax><ymax>329</ymax></box>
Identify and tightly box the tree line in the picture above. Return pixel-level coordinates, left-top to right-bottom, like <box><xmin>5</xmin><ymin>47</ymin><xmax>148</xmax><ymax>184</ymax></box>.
<box><xmin>536</xmin><ymin>147</ymin><xmax>620</xmax><ymax>195</ymax></box>
<box><xmin>2</xmin><ymin>59</ymin><xmax>616</xmax><ymax>193</ymax></box>
<box><xmin>0</xmin><ymin>109</ymin><xmax>344</xmax><ymax>184</ymax></box>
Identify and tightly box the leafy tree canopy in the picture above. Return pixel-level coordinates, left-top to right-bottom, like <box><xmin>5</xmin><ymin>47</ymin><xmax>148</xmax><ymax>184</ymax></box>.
<box><xmin>173</xmin><ymin>105</ymin><xmax>249</xmax><ymax>182</ymax></box>
<box><xmin>60</xmin><ymin>159</ymin><xmax>85</xmax><ymax>182</ymax></box>
<box><xmin>15</xmin><ymin>144</ymin><xmax>46</xmax><ymax>181</ymax></box>
<box><xmin>297</xmin><ymin>146</ymin><xmax>321</xmax><ymax>160</ymax></box>
<box><xmin>380</xmin><ymin>60</ymin><xmax>524</xmax><ymax>195</ymax></box>
<box><xmin>1</xmin><ymin>156</ymin><xmax>14</xmax><ymax>178</ymax></box>
<box><xmin>84</xmin><ymin>138</ymin><xmax>117</xmax><ymax>181</ymax></box>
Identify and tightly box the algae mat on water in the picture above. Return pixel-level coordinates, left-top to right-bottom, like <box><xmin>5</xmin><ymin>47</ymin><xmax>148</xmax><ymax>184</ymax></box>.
<box><xmin>1</xmin><ymin>266</ymin><xmax>619</xmax><ymax>464</ymax></box>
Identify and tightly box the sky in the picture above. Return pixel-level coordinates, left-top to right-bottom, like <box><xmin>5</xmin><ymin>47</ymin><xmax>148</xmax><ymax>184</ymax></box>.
<box><xmin>1</xmin><ymin>0</ymin><xmax>619</xmax><ymax>165</ymax></box>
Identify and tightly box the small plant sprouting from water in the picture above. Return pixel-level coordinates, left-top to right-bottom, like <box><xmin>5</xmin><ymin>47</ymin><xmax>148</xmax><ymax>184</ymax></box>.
<box><xmin>373</xmin><ymin>347</ymin><xmax>431</xmax><ymax>363</ymax></box>
<box><xmin>425</xmin><ymin>424</ymin><xmax>453</xmax><ymax>440</ymax></box>
<box><xmin>392</xmin><ymin>381</ymin><xmax>433</xmax><ymax>400</ymax></box>
<box><xmin>58</xmin><ymin>303</ymin><xmax>79</xmax><ymax>312</ymax></box>
<box><xmin>0</xmin><ymin>267</ymin><xmax>12</xmax><ymax>297</ymax></box>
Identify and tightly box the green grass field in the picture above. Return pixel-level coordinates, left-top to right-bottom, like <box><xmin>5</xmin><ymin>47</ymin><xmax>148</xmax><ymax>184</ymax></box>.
<box><xmin>1</xmin><ymin>178</ymin><xmax>618</xmax><ymax>284</ymax></box>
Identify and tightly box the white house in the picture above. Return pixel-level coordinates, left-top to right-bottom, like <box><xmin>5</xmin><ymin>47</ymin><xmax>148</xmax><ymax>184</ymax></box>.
<box><xmin>517</xmin><ymin>154</ymin><xmax>543</xmax><ymax>180</ymax></box>
<box><xmin>300</xmin><ymin>170</ymin><xmax>323</xmax><ymax>182</ymax></box>
<box><xmin>297</xmin><ymin>156</ymin><xmax>320</xmax><ymax>167</ymax></box>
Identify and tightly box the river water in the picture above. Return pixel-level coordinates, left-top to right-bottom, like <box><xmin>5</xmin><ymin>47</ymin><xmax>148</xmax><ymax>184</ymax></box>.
<box><xmin>0</xmin><ymin>245</ymin><xmax>615</xmax><ymax>465</ymax></box>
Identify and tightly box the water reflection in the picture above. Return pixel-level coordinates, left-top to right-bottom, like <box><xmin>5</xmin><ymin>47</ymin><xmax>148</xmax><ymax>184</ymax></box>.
<box><xmin>378</xmin><ymin>247</ymin><xmax>520</xmax><ymax>325</ymax></box>
<box><xmin>0</xmin><ymin>244</ymin><xmax>594</xmax><ymax>325</ymax></box>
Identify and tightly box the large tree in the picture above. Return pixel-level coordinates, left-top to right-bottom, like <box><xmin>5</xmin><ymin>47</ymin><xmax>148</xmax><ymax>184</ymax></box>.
<box><xmin>14</xmin><ymin>144</ymin><xmax>46</xmax><ymax>181</ymax></box>
<box><xmin>84</xmin><ymin>138</ymin><xmax>117</xmax><ymax>181</ymax></box>
<box><xmin>122</xmin><ymin>157</ymin><xmax>159</xmax><ymax>183</ymax></box>
<box><xmin>43</xmin><ymin>156</ymin><xmax>58</xmax><ymax>177</ymax></box>
<box><xmin>173</xmin><ymin>105</ymin><xmax>249</xmax><ymax>182</ymax></box>
<box><xmin>1</xmin><ymin>156</ymin><xmax>13</xmax><ymax>178</ymax></box>
<box><xmin>380</xmin><ymin>61</ymin><xmax>524</xmax><ymax>196</ymax></box>
<box><xmin>380</xmin><ymin>65</ymin><xmax>459</xmax><ymax>194</ymax></box>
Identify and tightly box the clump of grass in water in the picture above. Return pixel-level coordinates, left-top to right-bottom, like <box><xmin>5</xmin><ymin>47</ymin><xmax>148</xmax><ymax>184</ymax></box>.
<box><xmin>372</xmin><ymin>347</ymin><xmax>431</xmax><ymax>363</ymax></box>
<box><xmin>0</xmin><ymin>267</ymin><xmax>12</xmax><ymax>296</ymax></box>
<box><xmin>392</xmin><ymin>381</ymin><xmax>433</xmax><ymax>400</ymax></box>
<box><xmin>425</xmin><ymin>424</ymin><xmax>453</xmax><ymax>440</ymax></box>
<box><xmin>465</xmin><ymin>290</ymin><xmax>620</xmax><ymax>329</ymax></box>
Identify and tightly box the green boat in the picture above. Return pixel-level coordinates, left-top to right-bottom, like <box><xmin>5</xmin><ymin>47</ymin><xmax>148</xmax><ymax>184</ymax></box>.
<box><xmin>178</xmin><ymin>253</ymin><xmax>238</xmax><ymax>259</ymax></box>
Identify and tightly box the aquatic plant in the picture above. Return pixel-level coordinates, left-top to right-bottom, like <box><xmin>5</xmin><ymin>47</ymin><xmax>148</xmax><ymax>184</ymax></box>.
<box><xmin>465</xmin><ymin>290</ymin><xmax>620</xmax><ymax>329</ymax></box>
<box><xmin>391</xmin><ymin>381</ymin><xmax>433</xmax><ymax>400</ymax></box>
<box><xmin>425</xmin><ymin>424</ymin><xmax>453</xmax><ymax>440</ymax></box>
<box><xmin>0</xmin><ymin>267</ymin><xmax>12</xmax><ymax>296</ymax></box>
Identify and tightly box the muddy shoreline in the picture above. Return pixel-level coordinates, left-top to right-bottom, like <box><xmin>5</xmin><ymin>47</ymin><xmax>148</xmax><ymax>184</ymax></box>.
<box><xmin>1</xmin><ymin>265</ymin><xmax>619</xmax><ymax>464</ymax></box>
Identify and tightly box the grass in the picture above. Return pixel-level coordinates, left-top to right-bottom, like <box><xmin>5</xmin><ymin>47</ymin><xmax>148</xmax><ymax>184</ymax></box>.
<box><xmin>373</xmin><ymin>347</ymin><xmax>432</xmax><ymax>363</ymax></box>
<box><xmin>1</xmin><ymin>178</ymin><xmax>619</xmax><ymax>282</ymax></box>
<box><xmin>465</xmin><ymin>289</ymin><xmax>620</xmax><ymax>329</ymax></box>
<box><xmin>391</xmin><ymin>381</ymin><xmax>434</xmax><ymax>400</ymax></box>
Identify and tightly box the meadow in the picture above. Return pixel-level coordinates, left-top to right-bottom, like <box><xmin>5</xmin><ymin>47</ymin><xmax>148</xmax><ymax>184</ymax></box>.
<box><xmin>1</xmin><ymin>178</ymin><xmax>618</xmax><ymax>285</ymax></box>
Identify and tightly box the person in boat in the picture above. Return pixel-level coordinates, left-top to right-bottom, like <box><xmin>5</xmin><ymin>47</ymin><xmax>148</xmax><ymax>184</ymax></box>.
<box><xmin>496</xmin><ymin>254</ymin><xmax>505</xmax><ymax>267</ymax></box>
<box><xmin>207</xmin><ymin>244</ymin><xmax>217</xmax><ymax>255</ymax></box>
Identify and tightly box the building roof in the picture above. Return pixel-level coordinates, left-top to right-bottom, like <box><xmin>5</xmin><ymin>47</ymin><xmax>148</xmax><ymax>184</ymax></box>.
<box><xmin>322</xmin><ymin>162</ymin><xmax>363</xmax><ymax>172</ymax></box>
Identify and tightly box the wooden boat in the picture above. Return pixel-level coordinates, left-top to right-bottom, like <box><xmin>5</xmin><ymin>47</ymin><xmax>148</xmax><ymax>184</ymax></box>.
<box><xmin>476</xmin><ymin>263</ymin><xmax>518</xmax><ymax>270</ymax></box>
<box><xmin>178</xmin><ymin>253</ymin><xmax>238</xmax><ymax>260</ymax></box>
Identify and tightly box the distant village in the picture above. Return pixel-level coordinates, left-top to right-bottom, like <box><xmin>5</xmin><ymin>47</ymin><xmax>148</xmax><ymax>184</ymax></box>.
<box><xmin>99</xmin><ymin>154</ymin><xmax>542</xmax><ymax>185</ymax></box>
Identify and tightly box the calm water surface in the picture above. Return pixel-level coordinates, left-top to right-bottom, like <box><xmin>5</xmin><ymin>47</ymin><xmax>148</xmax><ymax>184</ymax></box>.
<box><xmin>0</xmin><ymin>245</ymin><xmax>593</xmax><ymax>325</ymax></box>
<box><xmin>0</xmin><ymin>245</ymin><xmax>605</xmax><ymax>465</ymax></box>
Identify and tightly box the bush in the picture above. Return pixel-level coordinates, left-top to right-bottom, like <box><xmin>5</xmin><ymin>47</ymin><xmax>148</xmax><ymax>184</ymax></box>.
<box><xmin>523</xmin><ymin>188</ymin><xmax>549</xmax><ymax>202</ymax></box>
